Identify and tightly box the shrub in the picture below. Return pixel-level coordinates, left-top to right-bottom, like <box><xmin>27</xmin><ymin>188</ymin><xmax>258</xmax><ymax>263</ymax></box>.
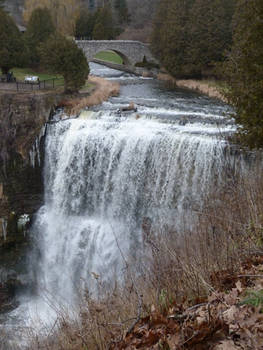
<box><xmin>39</xmin><ymin>34</ymin><xmax>89</xmax><ymax>93</ymax></box>
<box><xmin>0</xmin><ymin>9</ymin><xmax>25</xmax><ymax>74</ymax></box>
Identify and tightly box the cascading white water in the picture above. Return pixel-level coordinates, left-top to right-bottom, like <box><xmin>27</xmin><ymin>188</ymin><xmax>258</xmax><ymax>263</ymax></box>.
<box><xmin>33</xmin><ymin>111</ymin><xmax>230</xmax><ymax>306</ymax></box>
<box><xmin>29</xmin><ymin>125</ymin><xmax>46</xmax><ymax>168</ymax></box>
<box><xmin>1</xmin><ymin>65</ymin><xmax>240</xmax><ymax>347</ymax></box>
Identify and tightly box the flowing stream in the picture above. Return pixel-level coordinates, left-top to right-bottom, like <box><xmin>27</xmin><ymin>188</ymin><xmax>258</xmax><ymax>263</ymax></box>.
<box><xmin>2</xmin><ymin>63</ymin><xmax>241</xmax><ymax>347</ymax></box>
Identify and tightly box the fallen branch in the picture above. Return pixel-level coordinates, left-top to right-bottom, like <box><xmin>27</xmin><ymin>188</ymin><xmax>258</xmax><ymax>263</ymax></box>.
<box><xmin>126</xmin><ymin>293</ymin><xmax>143</xmax><ymax>335</ymax></box>
<box><xmin>238</xmin><ymin>274</ymin><xmax>263</xmax><ymax>278</ymax></box>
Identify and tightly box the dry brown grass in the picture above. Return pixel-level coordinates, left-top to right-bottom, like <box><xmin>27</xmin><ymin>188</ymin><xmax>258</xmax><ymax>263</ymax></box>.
<box><xmin>157</xmin><ymin>72</ymin><xmax>177</xmax><ymax>85</ymax></box>
<box><xmin>59</xmin><ymin>76</ymin><xmax>120</xmax><ymax>116</ymax></box>
<box><xmin>157</xmin><ymin>73</ymin><xmax>225</xmax><ymax>101</ymax></box>
<box><xmin>176</xmin><ymin>79</ymin><xmax>225</xmax><ymax>101</ymax></box>
<box><xmin>26</xmin><ymin>167</ymin><xmax>263</xmax><ymax>350</ymax></box>
<box><xmin>74</xmin><ymin>76</ymin><xmax>119</xmax><ymax>112</ymax></box>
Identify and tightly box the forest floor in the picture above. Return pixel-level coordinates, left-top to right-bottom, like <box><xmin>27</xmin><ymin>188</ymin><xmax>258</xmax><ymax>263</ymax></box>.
<box><xmin>109</xmin><ymin>255</ymin><xmax>263</xmax><ymax>349</ymax></box>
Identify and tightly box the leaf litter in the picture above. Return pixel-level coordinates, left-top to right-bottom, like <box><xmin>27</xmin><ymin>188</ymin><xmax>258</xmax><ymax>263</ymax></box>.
<box><xmin>109</xmin><ymin>256</ymin><xmax>263</xmax><ymax>349</ymax></box>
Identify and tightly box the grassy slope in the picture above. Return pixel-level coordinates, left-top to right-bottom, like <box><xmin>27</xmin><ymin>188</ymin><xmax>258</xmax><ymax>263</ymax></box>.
<box><xmin>94</xmin><ymin>50</ymin><xmax>123</xmax><ymax>64</ymax></box>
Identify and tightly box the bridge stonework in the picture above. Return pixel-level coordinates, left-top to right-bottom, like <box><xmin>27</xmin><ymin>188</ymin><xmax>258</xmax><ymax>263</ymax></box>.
<box><xmin>76</xmin><ymin>40</ymin><xmax>157</xmax><ymax>66</ymax></box>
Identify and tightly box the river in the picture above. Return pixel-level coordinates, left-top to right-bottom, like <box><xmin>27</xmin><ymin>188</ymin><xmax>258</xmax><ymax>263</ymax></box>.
<box><xmin>1</xmin><ymin>63</ymin><xmax>238</xmax><ymax>348</ymax></box>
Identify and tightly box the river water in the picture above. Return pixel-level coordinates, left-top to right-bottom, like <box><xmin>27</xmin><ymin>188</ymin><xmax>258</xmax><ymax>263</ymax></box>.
<box><xmin>1</xmin><ymin>63</ymin><xmax>239</xmax><ymax>348</ymax></box>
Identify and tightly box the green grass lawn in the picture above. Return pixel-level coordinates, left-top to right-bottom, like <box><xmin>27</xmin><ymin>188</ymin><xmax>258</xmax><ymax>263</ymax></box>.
<box><xmin>11</xmin><ymin>68</ymin><xmax>62</xmax><ymax>82</ymax></box>
<box><xmin>1</xmin><ymin>67</ymin><xmax>95</xmax><ymax>91</ymax></box>
<box><xmin>94</xmin><ymin>51</ymin><xmax>123</xmax><ymax>64</ymax></box>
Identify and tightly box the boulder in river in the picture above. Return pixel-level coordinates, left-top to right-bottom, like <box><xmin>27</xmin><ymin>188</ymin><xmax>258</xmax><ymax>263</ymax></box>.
<box><xmin>119</xmin><ymin>102</ymin><xmax>137</xmax><ymax>112</ymax></box>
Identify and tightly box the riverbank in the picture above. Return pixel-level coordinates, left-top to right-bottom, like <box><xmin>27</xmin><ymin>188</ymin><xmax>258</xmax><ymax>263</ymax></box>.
<box><xmin>58</xmin><ymin>75</ymin><xmax>120</xmax><ymax>115</ymax></box>
<box><xmin>157</xmin><ymin>72</ymin><xmax>226</xmax><ymax>102</ymax></box>
<box><xmin>176</xmin><ymin>79</ymin><xmax>226</xmax><ymax>102</ymax></box>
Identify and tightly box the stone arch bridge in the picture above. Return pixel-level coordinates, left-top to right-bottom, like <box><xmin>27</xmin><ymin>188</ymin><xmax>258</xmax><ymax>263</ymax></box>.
<box><xmin>76</xmin><ymin>40</ymin><xmax>157</xmax><ymax>66</ymax></box>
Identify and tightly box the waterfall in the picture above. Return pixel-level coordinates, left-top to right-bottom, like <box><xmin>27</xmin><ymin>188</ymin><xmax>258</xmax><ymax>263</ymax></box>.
<box><xmin>29</xmin><ymin>125</ymin><xmax>46</xmax><ymax>168</ymax></box>
<box><xmin>1</xmin><ymin>218</ymin><xmax>7</xmax><ymax>241</ymax></box>
<box><xmin>32</xmin><ymin>113</ymin><xmax>229</xmax><ymax>306</ymax></box>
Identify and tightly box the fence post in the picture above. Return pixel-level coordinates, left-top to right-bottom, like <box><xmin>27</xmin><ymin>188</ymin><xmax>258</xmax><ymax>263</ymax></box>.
<box><xmin>44</xmin><ymin>80</ymin><xmax>46</xmax><ymax>89</ymax></box>
<box><xmin>53</xmin><ymin>79</ymin><xmax>54</xmax><ymax>88</ymax></box>
<box><xmin>16</xmin><ymin>82</ymin><xmax>18</xmax><ymax>91</ymax></box>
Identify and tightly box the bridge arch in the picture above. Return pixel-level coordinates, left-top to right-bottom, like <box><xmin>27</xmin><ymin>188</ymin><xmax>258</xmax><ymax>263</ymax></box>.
<box><xmin>76</xmin><ymin>40</ymin><xmax>157</xmax><ymax>67</ymax></box>
<box><xmin>94</xmin><ymin>49</ymin><xmax>131</xmax><ymax>65</ymax></box>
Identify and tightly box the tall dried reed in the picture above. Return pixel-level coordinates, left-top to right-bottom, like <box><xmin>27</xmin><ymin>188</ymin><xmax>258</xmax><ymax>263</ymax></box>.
<box><xmin>69</xmin><ymin>76</ymin><xmax>120</xmax><ymax>116</ymax></box>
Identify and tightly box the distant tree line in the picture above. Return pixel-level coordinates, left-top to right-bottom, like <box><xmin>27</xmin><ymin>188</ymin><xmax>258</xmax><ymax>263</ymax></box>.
<box><xmin>75</xmin><ymin>0</ymin><xmax>130</xmax><ymax>40</ymax></box>
<box><xmin>152</xmin><ymin>0</ymin><xmax>263</xmax><ymax>148</ymax></box>
<box><xmin>23</xmin><ymin>0</ymin><xmax>130</xmax><ymax>39</ymax></box>
<box><xmin>151</xmin><ymin>0</ymin><xmax>235</xmax><ymax>79</ymax></box>
<box><xmin>75</xmin><ymin>5</ymin><xmax>119</xmax><ymax>40</ymax></box>
<box><xmin>23</xmin><ymin>0</ymin><xmax>81</xmax><ymax>36</ymax></box>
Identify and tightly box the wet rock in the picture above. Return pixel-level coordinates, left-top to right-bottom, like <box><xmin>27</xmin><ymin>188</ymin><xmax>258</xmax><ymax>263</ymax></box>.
<box><xmin>0</xmin><ymin>91</ymin><xmax>63</xmax><ymax>245</ymax></box>
<box><xmin>0</xmin><ymin>269</ymin><xmax>20</xmax><ymax>313</ymax></box>
<box><xmin>0</xmin><ymin>91</ymin><xmax>63</xmax><ymax>306</ymax></box>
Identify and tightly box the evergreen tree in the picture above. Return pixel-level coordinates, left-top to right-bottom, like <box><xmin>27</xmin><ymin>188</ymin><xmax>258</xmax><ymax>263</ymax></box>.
<box><xmin>25</xmin><ymin>7</ymin><xmax>55</xmax><ymax>67</ymax></box>
<box><xmin>114</xmin><ymin>0</ymin><xmax>130</xmax><ymax>24</ymax></box>
<box><xmin>93</xmin><ymin>21</ymin><xmax>107</xmax><ymax>40</ymax></box>
<box><xmin>23</xmin><ymin>0</ymin><xmax>81</xmax><ymax>36</ymax></box>
<box><xmin>188</xmin><ymin>0</ymin><xmax>235</xmax><ymax>77</ymax></box>
<box><xmin>151</xmin><ymin>0</ymin><xmax>170</xmax><ymax>59</ymax></box>
<box><xmin>75</xmin><ymin>9</ymin><xmax>95</xmax><ymax>39</ymax></box>
<box><xmin>0</xmin><ymin>9</ymin><xmax>25</xmax><ymax>74</ymax></box>
<box><xmin>92</xmin><ymin>6</ymin><xmax>116</xmax><ymax>39</ymax></box>
<box><xmin>152</xmin><ymin>0</ymin><xmax>194</xmax><ymax>78</ymax></box>
<box><xmin>39</xmin><ymin>34</ymin><xmax>90</xmax><ymax>93</ymax></box>
<box><xmin>151</xmin><ymin>0</ymin><xmax>235</xmax><ymax>78</ymax></box>
<box><xmin>223</xmin><ymin>0</ymin><xmax>263</xmax><ymax>148</ymax></box>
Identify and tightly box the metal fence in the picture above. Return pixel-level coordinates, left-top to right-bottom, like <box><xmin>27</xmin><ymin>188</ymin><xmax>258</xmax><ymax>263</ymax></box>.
<box><xmin>16</xmin><ymin>78</ymin><xmax>64</xmax><ymax>91</ymax></box>
<box><xmin>0</xmin><ymin>78</ymin><xmax>64</xmax><ymax>91</ymax></box>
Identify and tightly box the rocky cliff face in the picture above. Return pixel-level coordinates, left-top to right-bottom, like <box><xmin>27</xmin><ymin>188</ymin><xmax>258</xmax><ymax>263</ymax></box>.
<box><xmin>0</xmin><ymin>92</ymin><xmax>62</xmax><ymax>242</ymax></box>
<box><xmin>0</xmin><ymin>91</ymin><xmax>63</xmax><ymax>308</ymax></box>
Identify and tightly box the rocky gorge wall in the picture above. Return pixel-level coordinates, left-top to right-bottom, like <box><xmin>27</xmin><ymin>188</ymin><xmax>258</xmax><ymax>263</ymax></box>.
<box><xmin>0</xmin><ymin>91</ymin><xmax>63</xmax><ymax>307</ymax></box>
<box><xmin>0</xmin><ymin>91</ymin><xmax>64</xmax><ymax>244</ymax></box>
